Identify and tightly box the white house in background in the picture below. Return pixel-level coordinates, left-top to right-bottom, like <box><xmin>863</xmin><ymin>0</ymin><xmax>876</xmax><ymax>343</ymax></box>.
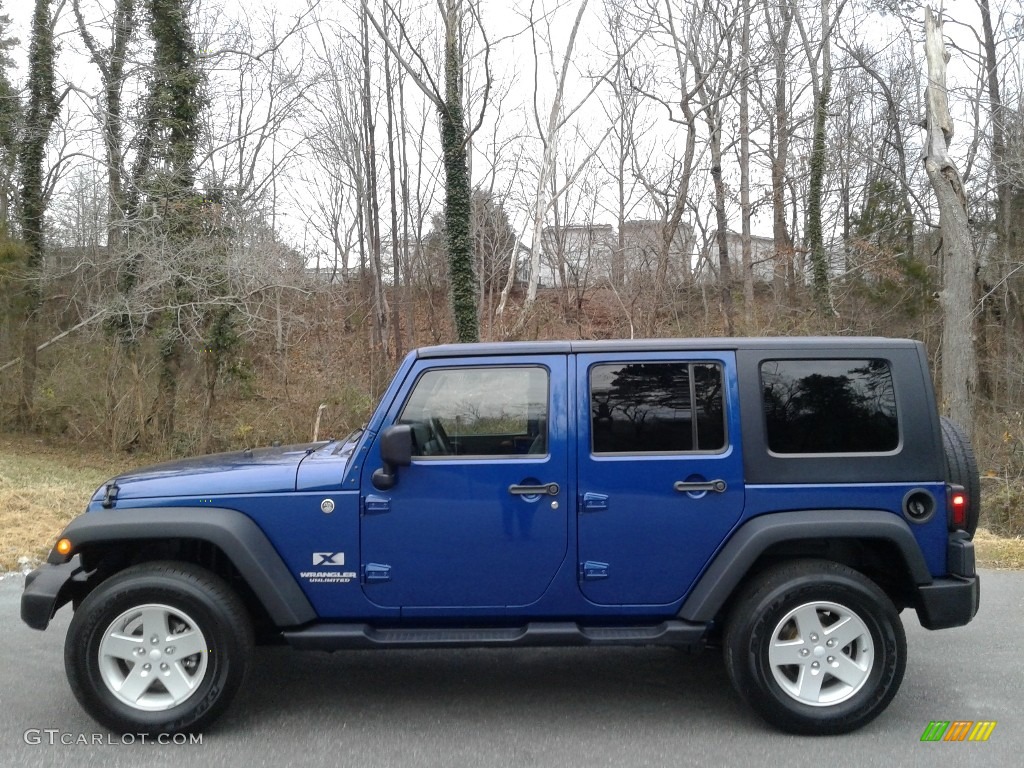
<box><xmin>619</xmin><ymin>220</ymin><xmax>695</xmax><ymax>284</ymax></box>
<box><xmin>698</xmin><ymin>230</ymin><xmax>778</xmax><ymax>283</ymax></box>
<box><xmin>536</xmin><ymin>220</ymin><xmax>696</xmax><ymax>288</ymax></box>
<box><xmin>538</xmin><ymin>224</ymin><xmax>615</xmax><ymax>288</ymax></box>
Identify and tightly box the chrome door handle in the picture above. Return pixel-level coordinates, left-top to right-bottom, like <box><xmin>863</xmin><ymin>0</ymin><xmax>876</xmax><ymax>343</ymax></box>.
<box><xmin>509</xmin><ymin>483</ymin><xmax>560</xmax><ymax>496</ymax></box>
<box><xmin>673</xmin><ymin>480</ymin><xmax>727</xmax><ymax>493</ymax></box>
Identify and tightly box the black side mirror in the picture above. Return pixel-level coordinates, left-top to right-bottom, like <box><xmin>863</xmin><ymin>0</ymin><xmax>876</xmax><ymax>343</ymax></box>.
<box><xmin>372</xmin><ymin>424</ymin><xmax>413</xmax><ymax>490</ymax></box>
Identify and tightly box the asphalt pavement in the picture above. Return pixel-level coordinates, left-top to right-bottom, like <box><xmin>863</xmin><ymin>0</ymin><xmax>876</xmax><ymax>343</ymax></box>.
<box><xmin>1</xmin><ymin>569</ymin><xmax>1020</xmax><ymax>768</ymax></box>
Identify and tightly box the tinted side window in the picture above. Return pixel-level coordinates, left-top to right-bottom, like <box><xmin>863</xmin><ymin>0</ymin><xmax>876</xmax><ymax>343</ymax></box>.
<box><xmin>761</xmin><ymin>359</ymin><xmax>899</xmax><ymax>454</ymax></box>
<box><xmin>590</xmin><ymin>362</ymin><xmax>725</xmax><ymax>454</ymax></box>
<box><xmin>399</xmin><ymin>366</ymin><xmax>548</xmax><ymax>457</ymax></box>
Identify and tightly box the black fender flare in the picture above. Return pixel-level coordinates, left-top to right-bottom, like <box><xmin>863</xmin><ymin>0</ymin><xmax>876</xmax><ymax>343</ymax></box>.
<box><xmin>678</xmin><ymin>509</ymin><xmax>933</xmax><ymax>623</ymax></box>
<box><xmin>55</xmin><ymin>507</ymin><xmax>316</xmax><ymax>627</ymax></box>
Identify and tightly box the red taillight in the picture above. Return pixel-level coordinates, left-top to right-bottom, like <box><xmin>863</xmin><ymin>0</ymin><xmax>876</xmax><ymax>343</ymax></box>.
<box><xmin>949</xmin><ymin>485</ymin><xmax>967</xmax><ymax>530</ymax></box>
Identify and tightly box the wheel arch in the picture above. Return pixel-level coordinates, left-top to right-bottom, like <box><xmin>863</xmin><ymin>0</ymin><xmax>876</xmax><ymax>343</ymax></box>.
<box><xmin>58</xmin><ymin>507</ymin><xmax>316</xmax><ymax>630</ymax></box>
<box><xmin>679</xmin><ymin>510</ymin><xmax>932</xmax><ymax>624</ymax></box>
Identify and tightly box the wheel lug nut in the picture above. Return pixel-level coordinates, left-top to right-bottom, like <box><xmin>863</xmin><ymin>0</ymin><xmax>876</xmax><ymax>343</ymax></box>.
<box><xmin>810</xmin><ymin>633</ymin><xmax>818</xmax><ymax>642</ymax></box>
<box><xmin>143</xmin><ymin>663</ymin><xmax>151</xmax><ymax>670</ymax></box>
<box><xmin>151</xmin><ymin>635</ymin><xmax>159</xmax><ymax>644</ymax></box>
<box><xmin>827</xmin><ymin>656</ymin><xmax>835</xmax><ymax>664</ymax></box>
<box><xmin>811</xmin><ymin>661</ymin><xmax>820</xmax><ymax>669</ymax></box>
<box><xmin>827</xmin><ymin>639</ymin><xmax>835</xmax><ymax>647</ymax></box>
<box><xmin>165</xmin><ymin>646</ymin><xmax>175</xmax><ymax>655</ymax></box>
<box><xmin>800</xmin><ymin>648</ymin><xmax>810</xmax><ymax>657</ymax></box>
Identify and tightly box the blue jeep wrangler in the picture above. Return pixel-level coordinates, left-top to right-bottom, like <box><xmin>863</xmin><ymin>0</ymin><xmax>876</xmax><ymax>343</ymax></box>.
<box><xmin>21</xmin><ymin>338</ymin><xmax>980</xmax><ymax>735</ymax></box>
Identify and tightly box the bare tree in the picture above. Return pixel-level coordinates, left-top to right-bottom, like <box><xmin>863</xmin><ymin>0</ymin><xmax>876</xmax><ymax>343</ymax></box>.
<box><xmin>690</xmin><ymin>0</ymin><xmax>740</xmax><ymax>335</ymax></box>
<box><xmin>17</xmin><ymin>0</ymin><xmax>66</xmax><ymax>427</ymax></box>
<box><xmin>792</xmin><ymin>0</ymin><xmax>848</xmax><ymax>311</ymax></box>
<box><xmin>72</xmin><ymin>0</ymin><xmax>136</xmax><ymax>249</ymax></box>
<box><xmin>495</xmin><ymin>0</ymin><xmax>588</xmax><ymax>322</ymax></box>
<box><xmin>838</xmin><ymin>34</ymin><xmax>920</xmax><ymax>266</ymax></box>
<box><xmin>359</xmin><ymin>5</ymin><xmax>390</xmax><ymax>352</ymax></box>
<box><xmin>362</xmin><ymin>0</ymin><xmax>492</xmax><ymax>343</ymax></box>
<box><xmin>923</xmin><ymin>6</ymin><xmax>976</xmax><ymax>439</ymax></box>
<box><xmin>763</xmin><ymin>0</ymin><xmax>796</xmax><ymax>300</ymax></box>
<box><xmin>625</xmin><ymin>0</ymin><xmax>714</xmax><ymax>311</ymax></box>
<box><xmin>0</xmin><ymin>4</ymin><xmax>21</xmax><ymax>231</ymax></box>
<box><xmin>738</xmin><ymin>0</ymin><xmax>754</xmax><ymax>325</ymax></box>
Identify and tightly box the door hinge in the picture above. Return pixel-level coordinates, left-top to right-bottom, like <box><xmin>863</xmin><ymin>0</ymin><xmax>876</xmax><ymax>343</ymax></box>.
<box><xmin>580</xmin><ymin>492</ymin><xmax>609</xmax><ymax>513</ymax></box>
<box><xmin>580</xmin><ymin>561</ymin><xmax>610</xmax><ymax>580</ymax></box>
<box><xmin>362</xmin><ymin>495</ymin><xmax>391</xmax><ymax>515</ymax></box>
<box><xmin>363</xmin><ymin>563</ymin><xmax>392</xmax><ymax>583</ymax></box>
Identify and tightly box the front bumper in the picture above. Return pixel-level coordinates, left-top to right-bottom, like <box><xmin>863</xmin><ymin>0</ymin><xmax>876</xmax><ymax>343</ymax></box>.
<box><xmin>21</xmin><ymin>556</ymin><xmax>84</xmax><ymax>631</ymax></box>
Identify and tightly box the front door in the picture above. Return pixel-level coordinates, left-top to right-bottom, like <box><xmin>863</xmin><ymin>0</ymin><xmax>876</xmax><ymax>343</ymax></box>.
<box><xmin>576</xmin><ymin>352</ymin><xmax>745</xmax><ymax>605</ymax></box>
<box><xmin>360</xmin><ymin>356</ymin><xmax>568</xmax><ymax>610</ymax></box>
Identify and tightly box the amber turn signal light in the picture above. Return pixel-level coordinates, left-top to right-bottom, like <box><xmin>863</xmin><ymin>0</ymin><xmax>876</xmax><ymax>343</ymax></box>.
<box><xmin>54</xmin><ymin>538</ymin><xmax>73</xmax><ymax>557</ymax></box>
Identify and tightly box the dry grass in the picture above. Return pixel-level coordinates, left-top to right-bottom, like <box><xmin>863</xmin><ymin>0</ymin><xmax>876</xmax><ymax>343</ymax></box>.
<box><xmin>974</xmin><ymin>528</ymin><xmax>1024</xmax><ymax>570</ymax></box>
<box><xmin>0</xmin><ymin>436</ymin><xmax>135</xmax><ymax>572</ymax></box>
<box><xmin>2</xmin><ymin>434</ymin><xmax>1024</xmax><ymax>572</ymax></box>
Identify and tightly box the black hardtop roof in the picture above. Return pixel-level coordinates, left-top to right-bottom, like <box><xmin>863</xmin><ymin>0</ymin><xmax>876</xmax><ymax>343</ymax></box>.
<box><xmin>415</xmin><ymin>337</ymin><xmax>921</xmax><ymax>359</ymax></box>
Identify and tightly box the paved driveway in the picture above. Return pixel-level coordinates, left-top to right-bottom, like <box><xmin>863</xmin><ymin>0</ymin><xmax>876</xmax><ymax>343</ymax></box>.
<box><xmin>0</xmin><ymin>570</ymin><xmax>1019</xmax><ymax>768</ymax></box>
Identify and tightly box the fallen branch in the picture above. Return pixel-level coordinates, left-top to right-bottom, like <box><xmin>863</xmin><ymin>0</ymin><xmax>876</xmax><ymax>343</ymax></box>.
<box><xmin>0</xmin><ymin>311</ymin><xmax>106</xmax><ymax>374</ymax></box>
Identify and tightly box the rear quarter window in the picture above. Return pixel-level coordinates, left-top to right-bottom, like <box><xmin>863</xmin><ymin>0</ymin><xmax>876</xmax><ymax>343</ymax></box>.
<box><xmin>760</xmin><ymin>359</ymin><xmax>899</xmax><ymax>454</ymax></box>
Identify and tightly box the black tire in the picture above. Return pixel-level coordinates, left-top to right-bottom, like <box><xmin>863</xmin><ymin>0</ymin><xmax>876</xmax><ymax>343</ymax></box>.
<box><xmin>941</xmin><ymin>416</ymin><xmax>981</xmax><ymax>537</ymax></box>
<box><xmin>65</xmin><ymin>561</ymin><xmax>253</xmax><ymax>733</ymax></box>
<box><xmin>723</xmin><ymin>560</ymin><xmax>906</xmax><ymax>735</ymax></box>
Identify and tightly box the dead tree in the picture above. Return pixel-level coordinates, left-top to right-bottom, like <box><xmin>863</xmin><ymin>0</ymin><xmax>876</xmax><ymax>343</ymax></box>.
<box><xmin>923</xmin><ymin>7</ymin><xmax>976</xmax><ymax>439</ymax></box>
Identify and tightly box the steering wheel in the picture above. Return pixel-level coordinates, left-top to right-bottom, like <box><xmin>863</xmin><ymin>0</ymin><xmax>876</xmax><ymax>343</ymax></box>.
<box><xmin>428</xmin><ymin>417</ymin><xmax>452</xmax><ymax>455</ymax></box>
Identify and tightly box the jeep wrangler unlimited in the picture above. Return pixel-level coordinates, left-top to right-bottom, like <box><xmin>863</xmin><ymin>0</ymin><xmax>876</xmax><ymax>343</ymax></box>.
<box><xmin>22</xmin><ymin>338</ymin><xmax>979</xmax><ymax>735</ymax></box>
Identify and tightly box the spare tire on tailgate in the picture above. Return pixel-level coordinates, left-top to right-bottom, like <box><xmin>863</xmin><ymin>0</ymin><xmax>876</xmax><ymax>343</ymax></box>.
<box><xmin>940</xmin><ymin>416</ymin><xmax>980</xmax><ymax>537</ymax></box>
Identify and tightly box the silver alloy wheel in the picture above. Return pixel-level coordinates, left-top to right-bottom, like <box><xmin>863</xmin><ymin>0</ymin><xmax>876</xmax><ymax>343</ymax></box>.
<box><xmin>767</xmin><ymin>600</ymin><xmax>874</xmax><ymax>707</ymax></box>
<box><xmin>98</xmin><ymin>603</ymin><xmax>209</xmax><ymax>712</ymax></box>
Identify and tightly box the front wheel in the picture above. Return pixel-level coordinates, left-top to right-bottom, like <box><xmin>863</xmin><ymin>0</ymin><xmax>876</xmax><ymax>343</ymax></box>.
<box><xmin>65</xmin><ymin>562</ymin><xmax>253</xmax><ymax>733</ymax></box>
<box><xmin>723</xmin><ymin>560</ymin><xmax>906</xmax><ymax>734</ymax></box>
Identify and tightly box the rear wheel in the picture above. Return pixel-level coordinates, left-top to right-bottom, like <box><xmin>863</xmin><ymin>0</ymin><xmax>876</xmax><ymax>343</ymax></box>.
<box><xmin>724</xmin><ymin>560</ymin><xmax>906</xmax><ymax>734</ymax></box>
<box><xmin>65</xmin><ymin>562</ymin><xmax>253</xmax><ymax>733</ymax></box>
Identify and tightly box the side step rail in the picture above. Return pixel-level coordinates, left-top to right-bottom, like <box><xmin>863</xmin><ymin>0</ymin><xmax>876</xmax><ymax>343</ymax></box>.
<box><xmin>282</xmin><ymin>620</ymin><xmax>707</xmax><ymax>651</ymax></box>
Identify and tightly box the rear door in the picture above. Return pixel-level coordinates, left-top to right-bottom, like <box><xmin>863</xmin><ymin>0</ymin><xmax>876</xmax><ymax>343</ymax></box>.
<box><xmin>576</xmin><ymin>352</ymin><xmax>744</xmax><ymax>605</ymax></box>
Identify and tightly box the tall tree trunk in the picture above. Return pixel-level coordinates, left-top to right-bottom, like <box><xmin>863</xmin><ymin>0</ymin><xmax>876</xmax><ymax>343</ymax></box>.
<box><xmin>384</xmin><ymin>37</ymin><xmax>403</xmax><ymax>359</ymax></box>
<box><xmin>146</xmin><ymin>0</ymin><xmax>202</xmax><ymax>444</ymax></box>
<box><xmin>767</xmin><ymin>1</ymin><xmax>794</xmax><ymax>301</ymax></box>
<box><xmin>654</xmin><ymin>0</ymin><xmax>699</xmax><ymax>298</ymax></box>
<box><xmin>496</xmin><ymin>0</ymin><xmax>588</xmax><ymax>324</ymax></box>
<box><xmin>976</xmin><ymin>0</ymin><xmax>1021</xmax><ymax>366</ymax></box>
<box><xmin>73</xmin><ymin>0</ymin><xmax>139</xmax><ymax>447</ymax></box>
<box><xmin>17</xmin><ymin>0</ymin><xmax>62</xmax><ymax>428</ymax></box>
<box><xmin>360</xmin><ymin>7</ymin><xmax>389</xmax><ymax>351</ymax></box>
<box><xmin>806</xmin><ymin>0</ymin><xmax>833</xmax><ymax>310</ymax></box>
<box><xmin>441</xmin><ymin>0</ymin><xmax>478</xmax><ymax>342</ymax></box>
<box><xmin>807</xmin><ymin>76</ymin><xmax>831</xmax><ymax>306</ymax></box>
<box><xmin>924</xmin><ymin>7</ymin><xmax>977</xmax><ymax>440</ymax></box>
<box><xmin>398</xmin><ymin>74</ymin><xmax>417</xmax><ymax>344</ymax></box>
<box><xmin>977</xmin><ymin>0</ymin><xmax>1009</xmax><ymax>243</ymax></box>
<box><xmin>739</xmin><ymin>0</ymin><xmax>754</xmax><ymax>326</ymax></box>
<box><xmin>709</xmin><ymin>117</ymin><xmax>735</xmax><ymax>336</ymax></box>
<box><xmin>72</xmin><ymin>0</ymin><xmax>135</xmax><ymax>249</ymax></box>
<box><xmin>155</xmin><ymin>324</ymin><xmax>182</xmax><ymax>440</ymax></box>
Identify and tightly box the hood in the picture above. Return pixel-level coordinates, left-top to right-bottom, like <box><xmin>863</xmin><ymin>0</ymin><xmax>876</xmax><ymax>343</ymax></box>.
<box><xmin>91</xmin><ymin>443</ymin><xmax>329</xmax><ymax>504</ymax></box>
